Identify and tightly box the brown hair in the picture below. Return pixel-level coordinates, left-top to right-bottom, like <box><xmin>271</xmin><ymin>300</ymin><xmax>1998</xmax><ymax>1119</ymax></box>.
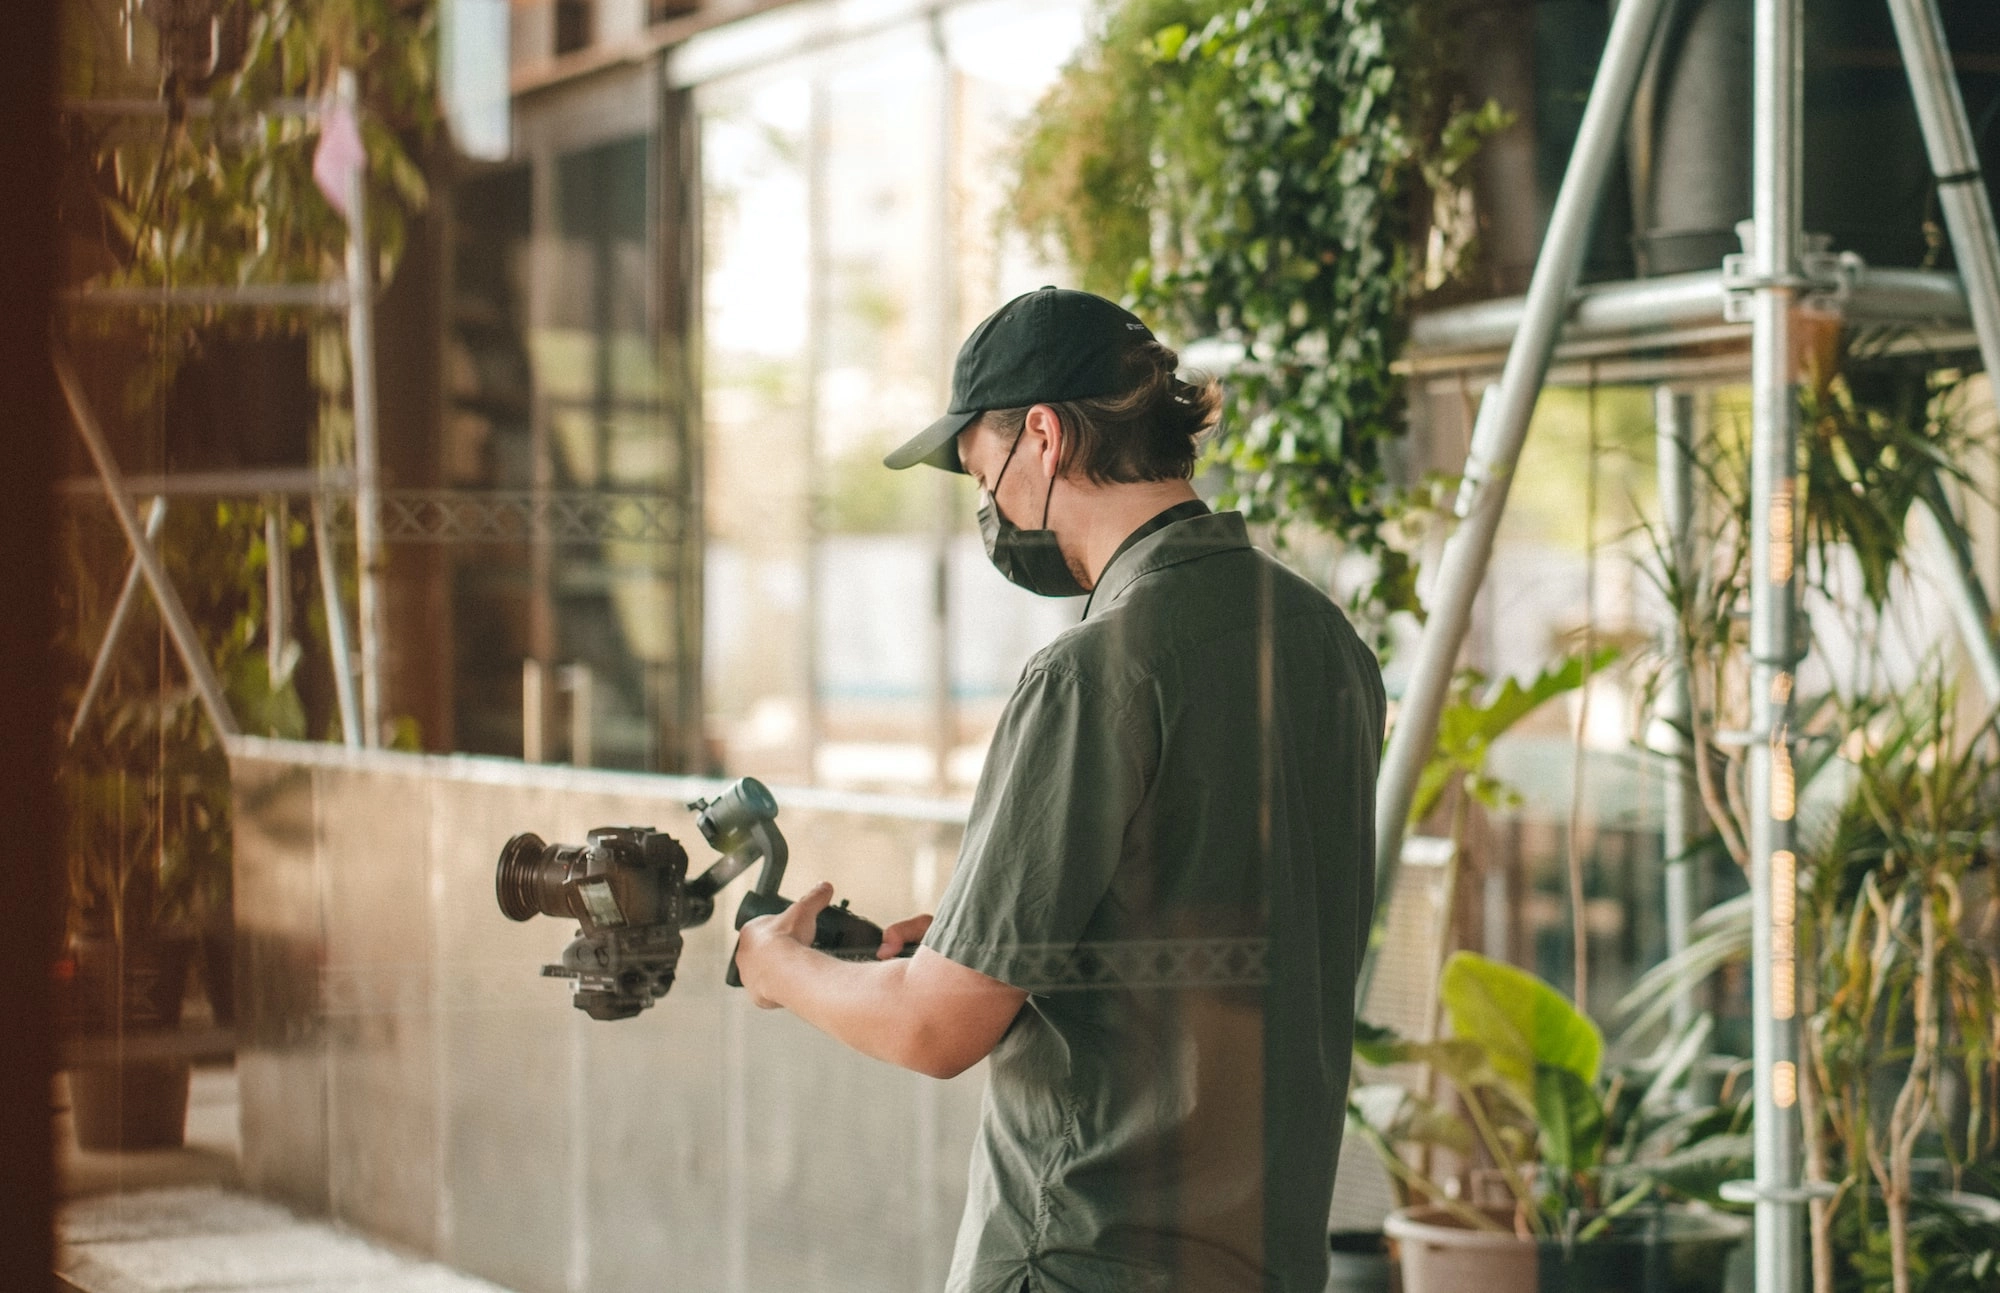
<box><xmin>982</xmin><ymin>340</ymin><xmax>1221</xmax><ymax>484</ymax></box>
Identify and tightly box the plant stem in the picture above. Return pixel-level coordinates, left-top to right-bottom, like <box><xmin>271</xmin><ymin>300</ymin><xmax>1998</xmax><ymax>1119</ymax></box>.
<box><xmin>1799</xmin><ymin>915</ymin><xmax>1834</xmax><ymax>1293</ymax></box>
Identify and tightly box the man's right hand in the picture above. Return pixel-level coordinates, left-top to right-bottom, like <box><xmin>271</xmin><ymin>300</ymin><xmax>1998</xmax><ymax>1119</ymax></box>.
<box><xmin>877</xmin><ymin>913</ymin><xmax>934</xmax><ymax>959</ymax></box>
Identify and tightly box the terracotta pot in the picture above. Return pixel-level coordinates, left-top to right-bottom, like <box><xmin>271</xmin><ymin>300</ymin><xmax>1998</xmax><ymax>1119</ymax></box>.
<box><xmin>1386</xmin><ymin>1204</ymin><xmax>1750</xmax><ymax>1293</ymax></box>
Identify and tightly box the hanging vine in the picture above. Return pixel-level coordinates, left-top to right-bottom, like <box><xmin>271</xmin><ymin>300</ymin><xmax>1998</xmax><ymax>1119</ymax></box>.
<box><xmin>1012</xmin><ymin>0</ymin><xmax>1507</xmax><ymax>638</ymax></box>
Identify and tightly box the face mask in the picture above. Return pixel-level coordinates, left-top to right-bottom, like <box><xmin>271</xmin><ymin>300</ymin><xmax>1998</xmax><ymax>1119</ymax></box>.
<box><xmin>977</xmin><ymin>432</ymin><xmax>1088</xmax><ymax>598</ymax></box>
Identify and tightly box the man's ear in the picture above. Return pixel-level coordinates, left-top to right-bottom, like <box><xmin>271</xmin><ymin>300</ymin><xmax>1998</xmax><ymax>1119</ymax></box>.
<box><xmin>1026</xmin><ymin>405</ymin><xmax>1065</xmax><ymax>478</ymax></box>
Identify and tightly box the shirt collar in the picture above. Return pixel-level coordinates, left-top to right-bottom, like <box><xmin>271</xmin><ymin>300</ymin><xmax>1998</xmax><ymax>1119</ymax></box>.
<box><xmin>1083</xmin><ymin>506</ymin><xmax>1251</xmax><ymax>618</ymax></box>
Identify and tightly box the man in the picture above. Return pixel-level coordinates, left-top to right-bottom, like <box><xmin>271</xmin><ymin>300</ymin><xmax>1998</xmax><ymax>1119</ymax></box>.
<box><xmin>733</xmin><ymin>286</ymin><xmax>1384</xmax><ymax>1293</ymax></box>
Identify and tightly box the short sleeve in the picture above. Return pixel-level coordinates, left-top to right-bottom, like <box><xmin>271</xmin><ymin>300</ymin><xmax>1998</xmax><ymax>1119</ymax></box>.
<box><xmin>924</xmin><ymin>662</ymin><xmax>1151</xmax><ymax>992</ymax></box>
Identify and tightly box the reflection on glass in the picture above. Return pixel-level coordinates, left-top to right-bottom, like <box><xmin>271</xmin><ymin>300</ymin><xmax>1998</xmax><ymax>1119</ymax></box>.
<box><xmin>699</xmin><ymin>6</ymin><xmax>1085</xmax><ymax>792</ymax></box>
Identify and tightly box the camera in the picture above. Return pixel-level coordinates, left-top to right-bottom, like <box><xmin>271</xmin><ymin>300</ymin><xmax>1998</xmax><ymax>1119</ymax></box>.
<box><xmin>495</xmin><ymin>776</ymin><xmax>909</xmax><ymax>1019</ymax></box>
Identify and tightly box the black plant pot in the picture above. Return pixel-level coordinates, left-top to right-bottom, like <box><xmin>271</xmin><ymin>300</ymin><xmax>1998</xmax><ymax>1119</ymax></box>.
<box><xmin>198</xmin><ymin>921</ymin><xmax>235</xmax><ymax>1029</ymax></box>
<box><xmin>66</xmin><ymin>932</ymin><xmax>196</xmax><ymax>1152</ymax></box>
<box><xmin>1326</xmin><ymin>1229</ymin><xmax>1391</xmax><ymax>1292</ymax></box>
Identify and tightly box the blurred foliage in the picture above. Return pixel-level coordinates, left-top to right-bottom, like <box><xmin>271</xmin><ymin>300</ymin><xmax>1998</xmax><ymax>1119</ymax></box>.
<box><xmin>60</xmin><ymin>0</ymin><xmax>438</xmax><ymax>465</ymax></box>
<box><xmin>1805</xmin><ymin>677</ymin><xmax>2000</xmax><ymax>1292</ymax></box>
<box><xmin>1011</xmin><ymin>0</ymin><xmax>1508</xmax><ymax>640</ymax></box>
<box><xmin>1848</xmin><ymin>1185</ymin><xmax>2000</xmax><ymax>1291</ymax></box>
<box><xmin>1614</xmin><ymin>674</ymin><xmax>2000</xmax><ymax>1292</ymax></box>
<box><xmin>61</xmin><ymin>0</ymin><xmax>436</xmax><ymax>294</ymax></box>
<box><xmin>1413</xmin><ymin>647</ymin><xmax>1619</xmax><ymax>825</ymax></box>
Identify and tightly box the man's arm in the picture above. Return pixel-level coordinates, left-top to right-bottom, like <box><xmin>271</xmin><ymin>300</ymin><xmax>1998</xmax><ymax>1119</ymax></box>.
<box><xmin>734</xmin><ymin>882</ymin><xmax>1028</xmax><ymax>1079</ymax></box>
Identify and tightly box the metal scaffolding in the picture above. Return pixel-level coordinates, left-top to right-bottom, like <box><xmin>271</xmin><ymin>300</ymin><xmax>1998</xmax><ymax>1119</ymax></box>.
<box><xmin>1369</xmin><ymin>2</ymin><xmax>2000</xmax><ymax>1289</ymax></box>
<box><xmin>58</xmin><ymin>80</ymin><xmax>378</xmax><ymax>749</ymax></box>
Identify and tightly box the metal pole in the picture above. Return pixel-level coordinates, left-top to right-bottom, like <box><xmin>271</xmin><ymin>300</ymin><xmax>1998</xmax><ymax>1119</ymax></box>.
<box><xmin>1886</xmin><ymin>0</ymin><xmax>2000</xmax><ymax>390</ymax></box>
<box><xmin>55</xmin><ymin>354</ymin><xmax>240</xmax><ymax>738</ymax></box>
<box><xmin>523</xmin><ymin>659</ymin><xmax>547</xmax><ymax>763</ymax></box>
<box><xmin>312</xmin><ymin>495</ymin><xmax>363</xmax><ymax>748</ymax></box>
<box><xmin>801</xmin><ymin>73</ymin><xmax>829</xmax><ymax>785</ymax></box>
<box><xmin>68</xmin><ymin>496</ymin><xmax>168</xmax><ymax>745</ymax></box>
<box><xmin>1654</xmin><ymin>386</ymin><xmax>1703</xmax><ymax>1038</ymax></box>
<box><xmin>1371</xmin><ymin>0</ymin><xmax>1673</xmax><ymax>923</ymax></box>
<box><xmin>341</xmin><ymin>69</ymin><xmax>387</xmax><ymax>749</ymax></box>
<box><xmin>1741</xmin><ymin>0</ymin><xmax>1808</xmax><ymax>1286</ymax></box>
<box><xmin>265</xmin><ymin>496</ymin><xmax>293</xmax><ymax>685</ymax></box>
<box><xmin>564</xmin><ymin>663</ymin><xmax>594</xmax><ymax>768</ymax></box>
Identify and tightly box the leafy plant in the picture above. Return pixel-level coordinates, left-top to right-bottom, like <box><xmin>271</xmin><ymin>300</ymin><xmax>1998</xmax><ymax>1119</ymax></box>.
<box><xmin>1353</xmin><ymin>953</ymin><xmax>1751</xmax><ymax>1240</ymax></box>
<box><xmin>1412</xmin><ymin>647</ymin><xmax>1621</xmax><ymax>826</ymax></box>
<box><xmin>1803</xmin><ymin>677</ymin><xmax>2000</xmax><ymax>1293</ymax></box>
<box><xmin>60</xmin><ymin>0</ymin><xmax>437</xmax><ymax>468</ymax></box>
<box><xmin>1848</xmin><ymin>1189</ymin><xmax>2000</xmax><ymax>1292</ymax></box>
<box><xmin>1614</xmin><ymin>674</ymin><xmax>2000</xmax><ymax>1293</ymax></box>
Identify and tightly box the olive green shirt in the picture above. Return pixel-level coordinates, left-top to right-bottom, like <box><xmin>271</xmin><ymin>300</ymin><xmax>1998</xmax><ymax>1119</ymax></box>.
<box><xmin>925</xmin><ymin>509</ymin><xmax>1385</xmax><ymax>1293</ymax></box>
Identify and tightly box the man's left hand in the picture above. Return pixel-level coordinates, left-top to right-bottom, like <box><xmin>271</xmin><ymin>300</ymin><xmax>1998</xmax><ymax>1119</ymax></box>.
<box><xmin>735</xmin><ymin>880</ymin><xmax>835</xmax><ymax>1010</ymax></box>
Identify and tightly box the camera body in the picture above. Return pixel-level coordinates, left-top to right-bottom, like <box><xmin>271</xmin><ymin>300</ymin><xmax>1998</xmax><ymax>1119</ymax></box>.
<box><xmin>496</xmin><ymin>776</ymin><xmax>907</xmax><ymax>1019</ymax></box>
<box><xmin>496</xmin><ymin>825</ymin><xmax>699</xmax><ymax>1020</ymax></box>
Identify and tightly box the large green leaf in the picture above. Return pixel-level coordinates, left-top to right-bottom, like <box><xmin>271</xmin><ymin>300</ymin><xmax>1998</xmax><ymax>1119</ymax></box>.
<box><xmin>1411</xmin><ymin>647</ymin><xmax>1619</xmax><ymax>824</ymax></box>
<box><xmin>1440</xmin><ymin>951</ymin><xmax>1602</xmax><ymax>1103</ymax></box>
<box><xmin>1534</xmin><ymin>1063</ymin><xmax>1604</xmax><ymax>1178</ymax></box>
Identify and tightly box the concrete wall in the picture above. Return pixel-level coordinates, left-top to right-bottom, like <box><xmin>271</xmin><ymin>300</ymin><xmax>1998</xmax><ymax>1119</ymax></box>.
<box><xmin>228</xmin><ymin>737</ymin><xmax>981</xmax><ymax>1293</ymax></box>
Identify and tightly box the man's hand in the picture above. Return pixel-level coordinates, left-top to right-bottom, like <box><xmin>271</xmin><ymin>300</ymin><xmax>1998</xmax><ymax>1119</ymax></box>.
<box><xmin>876</xmin><ymin>913</ymin><xmax>934</xmax><ymax>959</ymax></box>
<box><xmin>731</xmin><ymin>883</ymin><xmax>1026</xmax><ymax>1078</ymax></box>
<box><xmin>735</xmin><ymin>880</ymin><xmax>835</xmax><ymax>1009</ymax></box>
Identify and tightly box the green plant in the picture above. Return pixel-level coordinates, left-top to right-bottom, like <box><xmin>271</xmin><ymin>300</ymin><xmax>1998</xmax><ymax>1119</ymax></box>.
<box><xmin>59</xmin><ymin>500</ymin><xmax>308</xmax><ymax>947</ymax></box>
<box><xmin>1848</xmin><ymin>1188</ymin><xmax>2000</xmax><ymax>1291</ymax></box>
<box><xmin>61</xmin><ymin>0</ymin><xmax>437</xmax><ymax>465</ymax></box>
<box><xmin>1803</xmin><ymin>678</ymin><xmax>2000</xmax><ymax>1293</ymax></box>
<box><xmin>1011</xmin><ymin>0</ymin><xmax>1507</xmax><ymax>639</ymax></box>
<box><xmin>1614</xmin><ymin>675</ymin><xmax>2000</xmax><ymax>1293</ymax></box>
<box><xmin>1353</xmin><ymin>952</ymin><xmax>1752</xmax><ymax>1240</ymax></box>
<box><xmin>1413</xmin><ymin>647</ymin><xmax>1620</xmax><ymax>827</ymax></box>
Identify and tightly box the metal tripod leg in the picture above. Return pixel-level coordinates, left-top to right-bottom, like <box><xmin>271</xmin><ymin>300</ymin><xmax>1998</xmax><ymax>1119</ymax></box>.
<box><xmin>55</xmin><ymin>353</ymin><xmax>240</xmax><ymax>738</ymax></box>
<box><xmin>1888</xmin><ymin>0</ymin><xmax>2000</xmax><ymax>708</ymax></box>
<box><xmin>1368</xmin><ymin>0</ymin><xmax>1675</xmax><ymax>957</ymax></box>
<box><xmin>313</xmin><ymin>494</ymin><xmax>364</xmax><ymax>749</ymax></box>
<box><xmin>1911</xmin><ymin>475</ymin><xmax>2000</xmax><ymax>705</ymax></box>
<box><xmin>1889</xmin><ymin>0</ymin><xmax>2000</xmax><ymax>387</ymax></box>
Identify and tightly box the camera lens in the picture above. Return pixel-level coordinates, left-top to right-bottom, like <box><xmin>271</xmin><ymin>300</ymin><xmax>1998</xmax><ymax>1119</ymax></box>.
<box><xmin>496</xmin><ymin>833</ymin><xmax>581</xmax><ymax>922</ymax></box>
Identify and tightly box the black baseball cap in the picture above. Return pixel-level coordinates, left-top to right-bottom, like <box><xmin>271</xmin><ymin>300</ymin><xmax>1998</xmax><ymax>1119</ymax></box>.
<box><xmin>883</xmin><ymin>286</ymin><xmax>1156</xmax><ymax>473</ymax></box>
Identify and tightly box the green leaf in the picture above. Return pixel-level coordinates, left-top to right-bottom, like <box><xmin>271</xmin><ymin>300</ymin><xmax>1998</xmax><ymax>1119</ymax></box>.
<box><xmin>1412</xmin><ymin>646</ymin><xmax>1619</xmax><ymax>823</ymax></box>
<box><xmin>1440</xmin><ymin>951</ymin><xmax>1602</xmax><ymax>1104</ymax></box>
<box><xmin>1534</xmin><ymin>1063</ymin><xmax>1604</xmax><ymax>1177</ymax></box>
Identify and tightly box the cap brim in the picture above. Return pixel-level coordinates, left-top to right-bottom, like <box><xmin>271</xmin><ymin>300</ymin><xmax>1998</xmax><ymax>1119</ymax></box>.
<box><xmin>883</xmin><ymin>409</ymin><xmax>977</xmax><ymax>472</ymax></box>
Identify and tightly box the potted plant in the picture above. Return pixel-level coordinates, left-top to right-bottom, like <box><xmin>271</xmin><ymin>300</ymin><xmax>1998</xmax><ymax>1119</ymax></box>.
<box><xmin>60</xmin><ymin>686</ymin><xmax>217</xmax><ymax>1151</ymax></box>
<box><xmin>57</xmin><ymin>498</ymin><xmax>306</xmax><ymax>1150</ymax></box>
<box><xmin>1352</xmin><ymin>951</ymin><xmax>1750</xmax><ymax>1293</ymax></box>
<box><xmin>1615</xmin><ymin>357</ymin><xmax>2000</xmax><ymax>1292</ymax></box>
<box><xmin>1619</xmin><ymin>674</ymin><xmax>2000</xmax><ymax>1293</ymax></box>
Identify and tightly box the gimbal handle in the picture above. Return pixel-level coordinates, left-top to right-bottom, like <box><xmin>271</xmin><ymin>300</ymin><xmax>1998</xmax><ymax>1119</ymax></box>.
<box><xmin>686</xmin><ymin>777</ymin><xmax>914</xmax><ymax>988</ymax></box>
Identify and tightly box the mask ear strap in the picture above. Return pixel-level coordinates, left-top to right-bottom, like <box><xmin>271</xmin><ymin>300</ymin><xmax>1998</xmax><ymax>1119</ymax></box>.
<box><xmin>1037</xmin><ymin>410</ymin><xmax>1062</xmax><ymax>528</ymax></box>
<box><xmin>991</xmin><ymin>428</ymin><xmax>1023</xmax><ymax>496</ymax></box>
